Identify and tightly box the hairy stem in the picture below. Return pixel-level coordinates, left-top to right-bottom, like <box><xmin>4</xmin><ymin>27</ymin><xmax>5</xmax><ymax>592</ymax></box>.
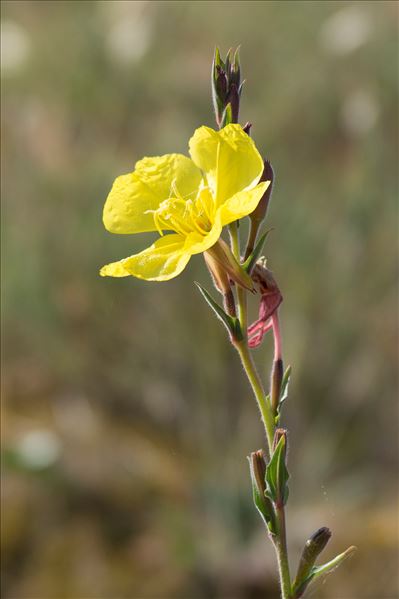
<box><xmin>229</xmin><ymin>220</ymin><xmax>292</xmax><ymax>598</ymax></box>
<box><xmin>235</xmin><ymin>340</ymin><xmax>275</xmax><ymax>452</ymax></box>
<box><xmin>275</xmin><ymin>505</ymin><xmax>292</xmax><ymax>599</ymax></box>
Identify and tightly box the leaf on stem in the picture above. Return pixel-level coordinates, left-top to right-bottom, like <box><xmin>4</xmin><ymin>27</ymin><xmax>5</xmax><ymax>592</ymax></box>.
<box><xmin>275</xmin><ymin>365</ymin><xmax>292</xmax><ymax>424</ymax></box>
<box><xmin>292</xmin><ymin>545</ymin><xmax>356</xmax><ymax>598</ymax></box>
<box><xmin>265</xmin><ymin>433</ymin><xmax>289</xmax><ymax>506</ymax></box>
<box><xmin>221</xmin><ymin>103</ymin><xmax>233</xmax><ymax>128</ymax></box>
<box><xmin>242</xmin><ymin>229</ymin><xmax>272</xmax><ymax>274</ymax></box>
<box><xmin>195</xmin><ymin>281</ymin><xmax>242</xmax><ymax>341</ymax></box>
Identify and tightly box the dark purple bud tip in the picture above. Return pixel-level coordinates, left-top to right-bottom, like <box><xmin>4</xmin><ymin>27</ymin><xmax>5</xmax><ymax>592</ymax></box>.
<box><xmin>243</xmin><ymin>122</ymin><xmax>252</xmax><ymax>135</ymax></box>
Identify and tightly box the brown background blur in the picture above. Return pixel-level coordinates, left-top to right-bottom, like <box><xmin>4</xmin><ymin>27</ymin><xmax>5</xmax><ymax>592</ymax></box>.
<box><xmin>1</xmin><ymin>2</ymin><xmax>398</xmax><ymax>598</ymax></box>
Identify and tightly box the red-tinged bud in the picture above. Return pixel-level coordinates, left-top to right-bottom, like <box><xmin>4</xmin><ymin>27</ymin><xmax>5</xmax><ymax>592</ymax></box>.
<box><xmin>215</xmin><ymin>65</ymin><xmax>228</xmax><ymax>102</ymax></box>
<box><xmin>243</xmin><ymin>122</ymin><xmax>252</xmax><ymax>135</ymax></box>
<box><xmin>244</xmin><ymin>160</ymin><xmax>274</xmax><ymax>260</ymax></box>
<box><xmin>271</xmin><ymin>357</ymin><xmax>284</xmax><ymax>414</ymax></box>
<box><xmin>211</xmin><ymin>46</ymin><xmax>243</xmax><ymax>129</ymax></box>
<box><xmin>251</xmin><ymin>449</ymin><xmax>267</xmax><ymax>497</ymax></box>
<box><xmin>228</xmin><ymin>82</ymin><xmax>240</xmax><ymax>123</ymax></box>
<box><xmin>272</xmin><ymin>428</ymin><xmax>287</xmax><ymax>452</ymax></box>
<box><xmin>251</xmin><ymin>159</ymin><xmax>274</xmax><ymax>226</ymax></box>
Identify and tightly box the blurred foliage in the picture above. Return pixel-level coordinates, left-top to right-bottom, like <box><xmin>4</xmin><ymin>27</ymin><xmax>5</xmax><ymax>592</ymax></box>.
<box><xmin>1</xmin><ymin>1</ymin><xmax>398</xmax><ymax>598</ymax></box>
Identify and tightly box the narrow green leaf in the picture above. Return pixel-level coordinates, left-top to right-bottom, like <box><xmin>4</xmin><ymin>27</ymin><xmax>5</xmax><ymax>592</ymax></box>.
<box><xmin>195</xmin><ymin>282</ymin><xmax>242</xmax><ymax>340</ymax></box>
<box><xmin>310</xmin><ymin>546</ymin><xmax>356</xmax><ymax>581</ymax></box>
<box><xmin>221</xmin><ymin>103</ymin><xmax>233</xmax><ymax>128</ymax></box>
<box><xmin>213</xmin><ymin>46</ymin><xmax>223</xmax><ymax>71</ymax></box>
<box><xmin>279</xmin><ymin>365</ymin><xmax>291</xmax><ymax>404</ymax></box>
<box><xmin>225</xmin><ymin>47</ymin><xmax>232</xmax><ymax>75</ymax></box>
<box><xmin>275</xmin><ymin>365</ymin><xmax>292</xmax><ymax>422</ymax></box>
<box><xmin>293</xmin><ymin>546</ymin><xmax>356</xmax><ymax>598</ymax></box>
<box><xmin>242</xmin><ymin>229</ymin><xmax>272</xmax><ymax>273</ymax></box>
<box><xmin>266</xmin><ymin>435</ymin><xmax>289</xmax><ymax>506</ymax></box>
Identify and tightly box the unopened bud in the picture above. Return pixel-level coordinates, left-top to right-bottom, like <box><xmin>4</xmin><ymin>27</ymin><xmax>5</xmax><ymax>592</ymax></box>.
<box><xmin>230</xmin><ymin>47</ymin><xmax>241</xmax><ymax>87</ymax></box>
<box><xmin>243</xmin><ymin>160</ymin><xmax>274</xmax><ymax>260</ymax></box>
<box><xmin>249</xmin><ymin>449</ymin><xmax>277</xmax><ymax>534</ymax></box>
<box><xmin>251</xmin><ymin>449</ymin><xmax>267</xmax><ymax>497</ymax></box>
<box><xmin>215</xmin><ymin>65</ymin><xmax>228</xmax><ymax>102</ymax></box>
<box><xmin>211</xmin><ymin>46</ymin><xmax>242</xmax><ymax>129</ymax></box>
<box><xmin>272</xmin><ymin>428</ymin><xmax>287</xmax><ymax>452</ymax></box>
<box><xmin>250</xmin><ymin>159</ymin><xmax>274</xmax><ymax>226</ymax></box>
<box><xmin>271</xmin><ymin>357</ymin><xmax>284</xmax><ymax>414</ymax></box>
<box><xmin>293</xmin><ymin>527</ymin><xmax>332</xmax><ymax>597</ymax></box>
<box><xmin>227</xmin><ymin>82</ymin><xmax>240</xmax><ymax>123</ymax></box>
<box><xmin>243</xmin><ymin>122</ymin><xmax>252</xmax><ymax>135</ymax></box>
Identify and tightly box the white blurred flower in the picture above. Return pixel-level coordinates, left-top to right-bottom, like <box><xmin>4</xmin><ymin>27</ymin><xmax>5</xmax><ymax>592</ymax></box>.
<box><xmin>341</xmin><ymin>89</ymin><xmax>379</xmax><ymax>136</ymax></box>
<box><xmin>319</xmin><ymin>6</ymin><xmax>372</xmax><ymax>56</ymax></box>
<box><xmin>1</xmin><ymin>20</ymin><xmax>31</xmax><ymax>74</ymax></box>
<box><xmin>105</xmin><ymin>2</ymin><xmax>152</xmax><ymax>65</ymax></box>
<box><xmin>16</xmin><ymin>429</ymin><xmax>62</xmax><ymax>469</ymax></box>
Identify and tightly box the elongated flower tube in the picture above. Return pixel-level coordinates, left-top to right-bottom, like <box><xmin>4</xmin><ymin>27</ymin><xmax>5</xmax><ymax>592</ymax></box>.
<box><xmin>101</xmin><ymin>124</ymin><xmax>269</xmax><ymax>282</ymax></box>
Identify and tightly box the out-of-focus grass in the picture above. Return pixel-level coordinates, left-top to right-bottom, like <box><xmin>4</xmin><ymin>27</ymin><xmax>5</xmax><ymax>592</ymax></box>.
<box><xmin>1</xmin><ymin>1</ymin><xmax>398</xmax><ymax>598</ymax></box>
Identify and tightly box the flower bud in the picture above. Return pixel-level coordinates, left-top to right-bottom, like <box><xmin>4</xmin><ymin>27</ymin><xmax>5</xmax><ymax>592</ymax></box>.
<box><xmin>271</xmin><ymin>357</ymin><xmax>284</xmax><ymax>414</ymax></box>
<box><xmin>251</xmin><ymin>449</ymin><xmax>267</xmax><ymax>497</ymax></box>
<box><xmin>293</xmin><ymin>527</ymin><xmax>332</xmax><ymax>597</ymax></box>
<box><xmin>249</xmin><ymin>449</ymin><xmax>277</xmax><ymax>534</ymax></box>
<box><xmin>212</xmin><ymin>46</ymin><xmax>242</xmax><ymax>128</ymax></box>
<box><xmin>215</xmin><ymin>65</ymin><xmax>228</xmax><ymax>102</ymax></box>
<box><xmin>272</xmin><ymin>427</ymin><xmax>287</xmax><ymax>452</ymax></box>
<box><xmin>227</xmin><ymin>82</ymin><xmax>240</xmax><ymax>123</ymax></box>
<box><xmin>250</xmin><ymin>159</ymin><xmax>274</xmax><ymax>227</ymax></box>
<box><xmin>244</xmin><ymin>160</ymin><xmax>274</xmax><ymax>260</ymax></box>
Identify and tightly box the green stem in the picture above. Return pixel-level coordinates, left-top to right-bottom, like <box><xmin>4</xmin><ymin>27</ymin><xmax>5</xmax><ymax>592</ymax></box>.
<box><xmin>228</xmin><ymin>220</ymin><xmax>292</xmax><ymax>598</ymax></box>
<box><xmin>235</xmin><ymin>340</ymin><xmax>275</xmax><ymax>452</ymax></box>
<box><xmin>275</xmin><ymin>505</ymin><xmax>292</xmax><ymax>599</ymax></box>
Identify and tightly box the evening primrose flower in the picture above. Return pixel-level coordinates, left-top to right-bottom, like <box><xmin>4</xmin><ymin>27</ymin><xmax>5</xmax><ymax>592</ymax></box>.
<box><xmin>101</xmin><ymin>124</ymin><xmax>269</xmax><ymax>282</ymax></box>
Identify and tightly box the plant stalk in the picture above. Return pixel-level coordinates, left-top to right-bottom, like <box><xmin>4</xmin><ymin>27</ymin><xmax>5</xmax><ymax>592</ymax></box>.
<box><xmin>229</xmin><ymin>220</ymin><xmax>292</xmax><ymax>598</ymax></box>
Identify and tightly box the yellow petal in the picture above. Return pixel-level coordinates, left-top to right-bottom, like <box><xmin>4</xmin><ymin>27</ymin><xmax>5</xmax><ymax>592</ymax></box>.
<box><xmin>219</xmin><ymin>181</ymin><xmax>269</xmax><ymax>226</ymax></box>
<box><xmin>103</xmin><ymin>154</ymin><xmax>202</xmax><ymax>234</ymax></box>
<box><xmin>100</xmin><ymin>234</ymin><xmax>191</xmax><ymax>281</ymax></box>
<box><xmin>183</xmin><ymin>216</ymin><xmax>222</xmax><ymax>256</ymax></box>
<box><xmin>188</xmin><ymin>124</ymin><xmax>264</xmax><ymax>206</ymax></box>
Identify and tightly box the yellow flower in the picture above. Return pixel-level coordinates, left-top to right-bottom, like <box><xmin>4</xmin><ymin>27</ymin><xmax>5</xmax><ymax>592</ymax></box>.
<box><xmin>101</xmin><ymin>124</ymin><xmax>269</xmax><ymax>281</ymax></box>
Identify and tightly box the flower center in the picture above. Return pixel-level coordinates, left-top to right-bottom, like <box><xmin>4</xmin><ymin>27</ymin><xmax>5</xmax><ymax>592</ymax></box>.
<box><xmin>150</xmin><ymin>181</ymin><xmax>215</xmax><ymax>237</ymax></box>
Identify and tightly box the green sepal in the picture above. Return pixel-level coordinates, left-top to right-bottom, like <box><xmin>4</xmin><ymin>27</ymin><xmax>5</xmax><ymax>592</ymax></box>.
<box><xmin>213</xmin><ymin>46</ymin><xmax>223</xmax><ymax>70</ymax></box>
<box><xmin>265</xmin><ymin>435</ymin><xmax>289</xmax><ymax>506</ymax></box>
<box><xmin>242</xmin><ymin>229</ymin><xmax>272</xmax><ymax>274</ymax></box>
<box><xmin>212</xmin><ymin>48</ymin><xmax>226</xmax><ymax>125</ymax></box>
<box><xmin>230</xmin><ymin>46</ymin><xmax>241</xmax><ymax>87</ymax></box>
<box><xmin>221</xmin><ymin>103</ymin><xmax>233</xmax><ymax>128</ymax></box>
<box><xmin>247</xmin><ymin>457</ymin><xmax>277</xmax><ymax>535</ymax></box>
<box><xmin>224</xmin><ymin>47</ymin><xmax>232</xmax><ymax>76</ymax></box>
<box><xmin>195</xmin><ymin>282</ymin><xmax>243</xmax><ymax>341</ymax></box>
<box><xmin>292</xmin><ymin>546</ymin><xmax>356</xmax><ymax>598</ymax></box>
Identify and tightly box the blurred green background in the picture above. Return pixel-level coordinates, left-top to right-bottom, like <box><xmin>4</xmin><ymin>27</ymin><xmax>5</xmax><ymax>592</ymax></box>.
<box><xmin>1</xmin><ymin>1</ymin><xmax>398</xmax><ymax>598</ymax></box>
